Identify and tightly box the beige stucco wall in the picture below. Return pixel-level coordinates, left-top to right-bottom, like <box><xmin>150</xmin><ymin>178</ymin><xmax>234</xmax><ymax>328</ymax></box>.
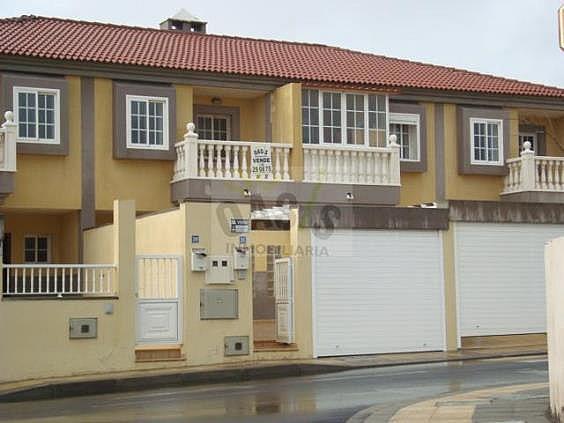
<box><xmin>546</xmin><ymin>235</ymin><xmax>564</xmax><ymax>421</ymax></box>
<box><xmin>93</xmin><ymin>78</ymin><xmax>176</xmax><ymax>213</ymax></box>
<box><xmin>83</xmin><ymin>224</ymin><xmax>114</xmax><ymax>264</ymax></box>
<box><xmin>136</xmin><ymin>208</ymin><xmax>184</xmax><ymax>255</ymax></box>
<box><xmin>443</xmin><ymin>103</ymin><xmax>507</xmax><ymax>201</ymax></box>
<box><xmin>2</xmin><ymin>76</ymin><xmax>82</xmax><ymax>210</ymax></box>
<box><xmin>4</xmin><ymin>211</ymin><xmax>79</xmax><ymax>264</ymax></box>
<box><xmin>399</xmin><ymin>103</ymin><xmax>437</xmax><ymax>206</ymax></box>
<box><xmin>272</xmin><ymin>83</ymin><xmax>302</xmax><ymax>180</ymax></box>
<box><xmin>194</xmin><ymin>95</ymin><xmax>265</xmax><ymax>141</ymax></box>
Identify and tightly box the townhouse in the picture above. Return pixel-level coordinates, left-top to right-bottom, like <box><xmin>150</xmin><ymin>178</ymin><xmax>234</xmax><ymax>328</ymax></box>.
<box><xmin>1</xmin><ymin>11</ymin><xmax>564</xmax><ymax>382</ymax></box>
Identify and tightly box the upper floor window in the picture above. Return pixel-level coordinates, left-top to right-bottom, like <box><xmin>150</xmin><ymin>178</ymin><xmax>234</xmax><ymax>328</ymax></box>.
<box><xmin>24</xmin><ymin>235</ymin><xmax>50</xmax><ymax>264</ymax></box>
<box><xmin>470</xmin><ymin>118</ymin><xmax>503</xmax><ymax>165</ymax></box>
<box><xmin>197</xmin><ymin>114</ymin><xmax>231</xmax><ymax>141</ymax></box>
<box><xmin>389</xmin><ymin>113</ymin><xmax>420</xmax><ymax>161</ymax></box>
<box><xmin>126</xmin><ymin>95</ymin><xmax>169</xmax><ymax>150</ymax></box>
<box><xmin>13</xmin><ymin>87</ymin><xmax>60</xmax><ymax>144</ymax></box>
<box><xmin>301</xmin><ymin>89</ymin><xmax>387</xmax><ymax>146</ymax></box>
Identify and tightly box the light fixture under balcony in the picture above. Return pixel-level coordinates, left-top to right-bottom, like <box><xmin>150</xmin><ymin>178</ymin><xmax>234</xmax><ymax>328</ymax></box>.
<box><xmin>345</xmin><ymin>192</ymin><xmax>354</xmax><ymax>200</ymax></box>
<box><xmin>211</xmin><ymin>97</ymin><xmax>222</xmax><ymax>105</ymax></box>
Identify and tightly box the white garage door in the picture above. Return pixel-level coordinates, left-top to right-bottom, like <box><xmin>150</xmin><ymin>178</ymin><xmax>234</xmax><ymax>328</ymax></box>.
<box><xmin>455</xmin><ymin>222</ymin><xmax>564</xmax><ymax>337</ymax></box>
<box><xmin>312</xmin><ymin>229</ymin><xmax>445</xmax><ymax>357</ymax></box>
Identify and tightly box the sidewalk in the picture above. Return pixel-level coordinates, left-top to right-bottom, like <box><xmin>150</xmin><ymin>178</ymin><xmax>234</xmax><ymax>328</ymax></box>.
<box><xmin>0</xmin><ymin>345</ymin><xmax>546</xmax><ymax>403</ymax></box>
<box><xmin>352</xmin><ymin>382</ymin><xmax>550</xmax><ymax>422</ymax></box>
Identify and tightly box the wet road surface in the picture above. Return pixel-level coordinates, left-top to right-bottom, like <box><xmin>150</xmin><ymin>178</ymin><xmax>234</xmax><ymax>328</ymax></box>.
<box><xmin>0</xmin><ymin>356</ymin><xmax>548</xmax><ymax>423</ymax></box>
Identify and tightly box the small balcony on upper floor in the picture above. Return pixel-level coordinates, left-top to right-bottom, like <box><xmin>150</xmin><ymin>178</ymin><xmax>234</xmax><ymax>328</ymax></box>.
<box><xmin>170</xmin><ymin>123</ymin><xmax>401</xmax><ymax>206</ymax></box>
<box><xmin>501</xmin><ymin>109</ymin><xmax>564</xmax><ymax>203</ymax></box>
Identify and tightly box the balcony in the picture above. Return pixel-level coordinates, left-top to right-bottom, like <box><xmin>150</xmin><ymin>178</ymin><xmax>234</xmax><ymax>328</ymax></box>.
<box><xmin>502</xmin><ymin>141</ymin><xmax>564</xmax><ymax>203</ymax></box>
<box><xmin>170</xmin><ymin>123</ymin><xmax>401</xmax><ymax>206</ymax></box>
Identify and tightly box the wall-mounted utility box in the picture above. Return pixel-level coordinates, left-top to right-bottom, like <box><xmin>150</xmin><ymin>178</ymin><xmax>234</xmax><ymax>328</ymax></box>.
<box><xmin>233</xmin><ymin>247</ymin><xmax>249</xmax><ymax>270</ymax></box>
<box><xmin>224</xmin><ymin>336</ymin><xmax>249</xmax><ymax>356</ymax></box>
<box><xmin>206</xmin><ymin>256</ymin><xmax>233</xmax><ymax>284</ymax></box>
<box><xmin>200</xmin><ymin>289</ymin><xmax>238</xmax><ymax>319</ymax></box>
<box><xmin>191</xmin><ymin>248</ymin><xmax>208</xmax><ymax>272</ymax></box>
<box><xmin>69</xmin><ymin>318</ymin><xmax>97</xmax><ymax>339</ymax></box>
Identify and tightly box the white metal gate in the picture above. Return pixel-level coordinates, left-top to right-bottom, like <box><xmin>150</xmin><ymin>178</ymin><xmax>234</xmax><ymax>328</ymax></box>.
<box><xmin>136</xmin><ymin>255</ymin><xmax>182</xmax><ymax>344</ymax></box>
<box><xmin>274</xmin><ymin>257</ymin><xmax>294</xmax><ymax>344</ymax></box>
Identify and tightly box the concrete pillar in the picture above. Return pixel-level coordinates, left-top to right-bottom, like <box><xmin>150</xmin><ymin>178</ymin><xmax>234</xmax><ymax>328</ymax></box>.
<box><xmin>113</xmin><ymin>199</ymin><xmax>136</xmax><ymax>359</ymax></box>
<box><xmin>442</xmin><ymin>224</ymin><xmax>459</xmax><ymax>351</ymax></box>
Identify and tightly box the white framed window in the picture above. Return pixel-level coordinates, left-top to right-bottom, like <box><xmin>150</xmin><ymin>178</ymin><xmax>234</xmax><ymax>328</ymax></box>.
<box><xmin>196</xmin><ymin>114</ymin><xmax>231</xmax><ymax>141</ymax></box>
<box><xmin>301</xmin><ymin>89</ymin><xmax>388</xmax><ymax>146</ymax></box>
<box><xmin>301</xmin><ymin>89</ymin><xmax>320</xmax><ymax>144</ymax></box>
<box><xmin>389</xmin><ymin>113</ymin><xmax>421</xmax><ymax>161</ymax></box>
<box><xmin>23</xmin><ymin>235</ymin><xmax>50</xmax><ymax>264</ymax></box>
<box><xmin>13</xmin><ymin>86</ymin><xmax>60</xmax><ymax>144</ymax></box>
<box><xmin>519</xmin><ymin>132</ymin><xmax>537</xmax><ymax>152</ymax></box>
<box><xmin>126</xmin><ymin>95</ymin><xmax>169</xmax><ymax>150</ymax></box>
<box><xmin>470</xmin><ymin>118</ymin><xmax>503</xmax><ymax>165</ymax></box>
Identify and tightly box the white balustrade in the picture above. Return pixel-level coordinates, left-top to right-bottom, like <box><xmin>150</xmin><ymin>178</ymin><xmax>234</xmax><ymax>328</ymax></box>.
<box><xmin>0</xmin><ymin>111</ymin><xmax>17</xmax><ymax>172</ymax></box>
<box><xmin>172</xmin><ymin>122</ymin><xmax>292</xmax><ymax>182</ymax></box>
<box><xmin>302</xmin><ymin>135</ymin><xmax>401</xmax><ymax>186</ymax></box>
<box><xmin>2</xmin><ymin>264</ymin><xmax>117</xmax><ymax>297</ymax></box>
<box><xmin>503</xmin><ymin>141</ymin><xmax>564</xmax><ymax>193</ymax></box>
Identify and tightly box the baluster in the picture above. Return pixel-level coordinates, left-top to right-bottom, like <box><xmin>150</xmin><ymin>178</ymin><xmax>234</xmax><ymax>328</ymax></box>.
<box><xmin>548</xmin><ymin>160</ymin><xmax>555</xmax><ymax>190</ymax></box>
<box><xmin>343</xmin><ymin>151</ymin><xmax>349</xmax><ymax>183</ymax></box>
<box><xmin>319</xmin><ymin>150</ymin><xmax>326</xmax><ymax>182</ymax></box>
<box><xmin>282</xmin><ymin>147</ymin><xmax>290</xmax><ymax>180</ymax></box>
<box><xmin>326</xmin><ymin>149</ymin><xmax>334</xmax><ymax>182</ymax></box>
<box><xmin>358</xmin><ymin>151</ymin><xmax>365</xmax><ymax>184</ymax></box>
<box><xmin>335</xmin><ymin>150</ymin><xmax>342</xmax><ymax>183</ymax></box>
<box><xmin>350</xmin><ymin>151</ymin><xmax>357</xmax><ymax>183</ymax></box>
<box><xmin>274</xmin><ymin>147</ymin><xmax>282</xmax><ymax>180</ymax></box>
<box><xmin>303</xmin><ymin>149</ymin><xmax>311</xmax><ymax>181</ymax></box>
<box><xmin>215</xmin><ymin>144</ymin><xmax>224</xmax><ymax>178</ymax></box>
<box><xmin>31</xmin><ymin>267</ymin><xmax>35</xmax><ymax>293</ymax></box>
<box><xmin>540</xmin><ymin>160</ymin><xmax>548</xmax><ymax>190</ymax></box>
<box><xmin>382</xmin><ymin>152</ymin><xmax>389</xmax><ymax>184</ymax></box>
<box><xmin>311</xmin><ymin>149</ymin><xmax>319</xmax><ymax>182</ymax></box>
<box><xmin>198</xmin><ymin>144</ymin><xmax>206</xmax><ymax>177</ymax></box>
<box><xmin>552</xmin><ymin>161</ymin><xmax>560</xmax><ymax>191</ymax></box>
<box><xmin>241</xmin><ymin>146</ymin><xmax>249</xmax><ymax>179</ymax></box>
<box><xmin>224</xmin><ymin>145</ymin><xmax>232</xmax><ymax>179</ymax></box>
<box><xmin>560</xmin><ymin>161</ymin><xmax>564</xmax><ymax>191</ymax></box>
<box><xmin>62</xmin><ymin>268</ymin><xmax>66</xmax><ymax>294</ymax></box>
<box><xmin>232</xmin><ymin>146</ymin><xmax>240</xmax><ymax>179</ymax></box>
<box><xmin>78</xmin><ymin>267</ymin><xmax>82</xmax><ymax>293</ymax></box>
<box><xmin>207</xmin><ymin>144</ymin><xmax>215</xmax><ymax>177</ymax></box>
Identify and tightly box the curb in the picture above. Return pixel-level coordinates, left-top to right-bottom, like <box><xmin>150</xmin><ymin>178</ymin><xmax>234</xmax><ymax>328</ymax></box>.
<box><xmin>0</xmin><ymin>351</ymin><xmax>547</xmax><ymax>403</ymax></box>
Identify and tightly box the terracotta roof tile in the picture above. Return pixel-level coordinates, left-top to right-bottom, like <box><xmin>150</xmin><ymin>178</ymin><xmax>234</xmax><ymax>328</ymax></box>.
<box><xmin>1</xmin><ymin>15</ymin><xmax>564</xmax><ymax>98</ymax></box>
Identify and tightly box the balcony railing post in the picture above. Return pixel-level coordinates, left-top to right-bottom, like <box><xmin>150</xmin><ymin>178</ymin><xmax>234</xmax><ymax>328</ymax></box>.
<box><xmin>520</xmin><ymin>141</ymin><xmax>536</xmax><ymax>191</ymax></box>
<box><xmin>184</xmin><ymin>122</ymin><xmax>199</xmax><ymax>178</ymax></box>
<box><xmin>388</xmin><ymin>134</ymin><xmax>401</xmax><ymax>185</ymax></box>
<box><xmin>1</xmin><ymin>111</ymin><xmax>17</xmax><ymax>172</ymax></box>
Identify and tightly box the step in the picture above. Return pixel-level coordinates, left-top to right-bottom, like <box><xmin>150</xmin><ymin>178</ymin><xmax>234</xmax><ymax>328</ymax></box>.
<box><xmin>135</xmin><ymin>345</ymin><xmax>186</xmax><ymax>363</ymax></box>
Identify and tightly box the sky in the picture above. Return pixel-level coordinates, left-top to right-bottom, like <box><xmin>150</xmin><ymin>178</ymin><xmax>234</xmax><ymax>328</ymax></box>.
<box><xmin>3</xmin><ymin>0</ymin><xmax>564</xmax><ymax>88</ymax></box>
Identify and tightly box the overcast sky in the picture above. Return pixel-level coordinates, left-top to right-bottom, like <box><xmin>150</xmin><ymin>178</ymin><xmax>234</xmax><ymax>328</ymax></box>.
<box><xmin>4</xmin><ymin>0</ymin><xmax>564</xmax><ymax>87</ymax></box>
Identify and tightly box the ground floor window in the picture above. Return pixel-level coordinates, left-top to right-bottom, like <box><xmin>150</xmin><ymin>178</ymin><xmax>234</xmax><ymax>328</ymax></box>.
<box><xmin>24</xmin><ymin>235</ymin><xmax>50</xmax><ymax>263</ymax></box>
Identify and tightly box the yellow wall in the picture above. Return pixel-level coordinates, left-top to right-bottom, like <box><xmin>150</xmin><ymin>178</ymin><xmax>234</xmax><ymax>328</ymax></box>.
<box><xmin>399</xmin><ymin>103</ymin><xmax>437</xmax><ymax>206</ymax></box>
<box><xmin>251</xmin><ymin>230</ymin><xmax>291</xmax><ymax>272</ymax></box>
<box><xmin>272</xmin><ymin>83</ymin><xmax>302</xmax><ymax>180</ymax></box>
<box><xmin>194</xmin><ymin>95</ymin><xmax>265</xmax><ymax>141</ymax></box>
<box><xmin>4</xmin><ymin>212</ymin><xmax>79</xmax><ymax>264</ymax></box>
<box><xmin>93</xmin><ymin>78</ymin><xmax>178</xmax><ymax>213</ymax></box>
<box><xmin>175</xmin><ymin>84</ymin><xmax>194</xmax><ymax>140</ymax></box>
<box><xmin>83</xmin><ymin>224</ymin><xmax>114</xmax><ymax>264</ymax></box>
<box><xmin>136</xmin><ymin>208</ymin><xmax>183</xmax><ymax>255</ymax></box>
<box><xmin>443</xmin><ymin>104</ymin><xmax>506</xmax><ymax>201</ymax></box>
<box><xmin>3</xmin><ymin>76</ymin><xmax>82</xmax><ymax>210</ymax></box>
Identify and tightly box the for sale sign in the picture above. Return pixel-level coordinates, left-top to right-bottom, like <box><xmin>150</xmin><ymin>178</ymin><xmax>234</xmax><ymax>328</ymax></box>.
<box><xmin>250</xmin><ymin>145</ymin><xmax>273</xmax><ymax>179</ymax></box>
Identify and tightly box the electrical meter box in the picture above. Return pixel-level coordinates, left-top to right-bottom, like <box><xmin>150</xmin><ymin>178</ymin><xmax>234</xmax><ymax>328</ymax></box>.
<box><xmin>233</xmin><ymin>247</ymin><xmax>249</xmax><ymax>270</ymax></box>
<box><xmin>200</xmin><ymin>289</ymin><xmax>238</xmax><ymax>319</ymax></box>
<box><xmin>206</xmin><ymin>255</ymin><xmax>233</xmax><ymax>284</ymax></box>
<box><xmin>191</xmin><ymin>248</ymin><xmax>208</xmax><ymax>272</ymax></box>
<box><xmin>69</xmin><ymin>318</ymin><xmax>97</xmax><ymax>339</ymax></box>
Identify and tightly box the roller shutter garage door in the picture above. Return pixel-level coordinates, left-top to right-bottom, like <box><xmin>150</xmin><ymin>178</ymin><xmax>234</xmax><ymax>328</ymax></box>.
<box><xmin>312</xmin><ymin>229</ymin><xmax>445</xmax><ymax>357</ymax></box>
<box><xmin>455</xmin><ymin>222</ymin><xmax>564</xmax><ymax>337</ymax></box>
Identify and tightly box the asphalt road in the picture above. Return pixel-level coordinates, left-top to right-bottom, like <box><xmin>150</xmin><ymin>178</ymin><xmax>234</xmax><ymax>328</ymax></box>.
<box><xmin>0</xmin><ymin>356</ymin><xmax>548</xmax><ymax>423</ymax></box>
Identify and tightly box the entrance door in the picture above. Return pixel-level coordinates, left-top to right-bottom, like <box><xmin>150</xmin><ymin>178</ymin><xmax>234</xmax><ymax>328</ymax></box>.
<box><xmin>136</xmin><ymin>255</ymin><xmax>182</xmax><ymax>344</ymax></box>
<box><xmin>274</xmin><ymin>257</ymin><xmax>294</xmax><ymax>344</ymax></box>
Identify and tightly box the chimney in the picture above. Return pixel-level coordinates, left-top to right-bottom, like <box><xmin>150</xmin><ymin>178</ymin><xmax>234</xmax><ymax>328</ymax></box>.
<box><xmin>160</xmin><ymin>9</ymin><xmax>207</xmax><ymax>33</ymax></box>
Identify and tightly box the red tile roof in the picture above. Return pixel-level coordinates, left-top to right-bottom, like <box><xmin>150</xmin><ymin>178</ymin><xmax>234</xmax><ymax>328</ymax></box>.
<box><xmin>1</xmin><ymin>15</ymin><xmax>564</xmax><ymax>99</ymax></box>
